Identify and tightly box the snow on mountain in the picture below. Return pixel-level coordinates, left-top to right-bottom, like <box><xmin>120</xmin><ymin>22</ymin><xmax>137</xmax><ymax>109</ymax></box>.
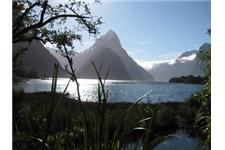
<box><xmin>176</xmin><ymin>53</ymin><xmax>197</xmax><ymax>63</ymax></box>
<box><xmin>147</xmin><ymin>43</ymin><xmax>210</xmax><ymax>82</ymax></box>
<box><xmin>178</xmin><ymin>50</ymin><xmax>198</xmax><ymax>58</ymax></box>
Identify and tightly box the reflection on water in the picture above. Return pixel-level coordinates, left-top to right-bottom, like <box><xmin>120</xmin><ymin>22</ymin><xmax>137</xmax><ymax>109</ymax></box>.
<box><xmin>122</xmin><ymin>131</ymin><xmax>203</xmax><ymax>150</ymax></box>
<box><xmin>14</xmin><ymin>78</ymin><xmax>203</xmax><ymax>103</ymax></box>
<box><xmin>154</xmin><ymin>131</ymin><xmax>203</xmax><ymax>150</ymax></box>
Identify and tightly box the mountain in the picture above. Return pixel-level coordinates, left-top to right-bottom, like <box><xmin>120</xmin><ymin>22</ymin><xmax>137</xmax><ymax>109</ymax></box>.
<box><xmin>47</xmin><ymin>30</ymin><xmax>155</xmax><ymax>80</ymax></box>
<box><xmin>13</xmin><ymin>40</ymin><xmax>68</xmax><ymax>78</ymax></box>
<box><xmin>148</xmin><ymin>43</ymin><xmax>210</xmax><ymax>82</ymax></box>
<box><xmin>47</xmin><ymin>47</ymin><xmax>78</xmax><ymax>71</ymax></box>
<box><xmin>178</xmin><ymin>50</ymin><xmax>198</xmax><ymax>58</ymax></box>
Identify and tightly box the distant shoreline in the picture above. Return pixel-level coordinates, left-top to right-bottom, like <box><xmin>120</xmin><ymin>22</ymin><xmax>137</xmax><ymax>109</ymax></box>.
<box><xmin>169</xmin><ymin>75</ymin><xmax>207</xmax><ymax>84</ymax></box>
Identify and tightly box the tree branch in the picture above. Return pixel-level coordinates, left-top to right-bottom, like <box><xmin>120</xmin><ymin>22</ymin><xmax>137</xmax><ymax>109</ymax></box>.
<box><xmin>39</xmin><ymin>0</ymin><xmax>48</xmax><ymax>25</ymax></box>
<box><xmin>13</xmin><ymin>1</ymin><xmax>40</xmax><ymax>30</ymax></box>
<box><xmin>13</xmin><ymin>14</ymin><xmax>89</xmax><ymax>42</ymax></box>
<box><xmin>66</xmin><ymin>6</ymin><xmax>96</xmax><ymax>34</ymax></box>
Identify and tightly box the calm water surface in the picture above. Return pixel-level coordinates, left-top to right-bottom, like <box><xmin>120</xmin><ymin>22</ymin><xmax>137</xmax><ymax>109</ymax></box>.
<box><xmin>14</xmin><ymin>78</ymin><xmax>203</xmax><ymax>103</ymax></box>
<box><xmin>123</xmin><ymin>131</ymin><xmax>203</xmax><ymax>150</ymax></box>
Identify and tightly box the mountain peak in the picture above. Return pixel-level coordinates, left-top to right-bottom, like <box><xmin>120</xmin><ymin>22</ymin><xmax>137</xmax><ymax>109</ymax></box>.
<box><xmin>199</xmin><ymin>43</ymin><xmax>211</xmax><ymax>51</ymax></box>
<box><xmin>102</xmin><ymin>29</ymin><xmax>120</xmax><ymax>41</ymax></box>
<box><xmin>94</xmin><ymin>29</ymin><xmax>122</xmax><ymax>50</ymax></box>
<box><xmin>106</xmin><ymin>29</ymin><xmax>117</xmax><ymax>36</ymax></box>
<box><xmin>178</xmin><ymin>50</ymin><xmax>198</xmax><ymax>58</ymax></box>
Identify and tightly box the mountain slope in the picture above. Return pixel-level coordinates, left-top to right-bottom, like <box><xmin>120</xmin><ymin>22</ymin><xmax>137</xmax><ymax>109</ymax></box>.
<box><xmin>13</xmin><ymin>40</ymin><xmax>68</xmax><ymax>78</ymax></box>
<box><xmin>47</xmin><ymin>30</ymin><xmax>155</xmax><ymax>80</ymax></box>
<box><xmin>76</xmin><ymin>47</ymin><xmax>132</xmax><ymax>79</ymax></box>
<box><xmin>148</xmin><ymin>43</ymin><xmax>210</xmax><ymax>82</ymax></box>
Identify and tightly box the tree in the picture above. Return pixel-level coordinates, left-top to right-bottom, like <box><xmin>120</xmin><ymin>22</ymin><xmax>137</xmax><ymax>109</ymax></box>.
<box><xmin>188</xmin><ymin>29</ymin><xmax>211</xmax><ymax>148</ymax></box>
<box><xmin>13</xmin><ymin>0</ymin><xmax>102</xmax><ymax>67</ymax></box>
<box><xmin>13</xmin><ymin>1</ymin><xmax>103</xmax><ymax>148</ymax></box>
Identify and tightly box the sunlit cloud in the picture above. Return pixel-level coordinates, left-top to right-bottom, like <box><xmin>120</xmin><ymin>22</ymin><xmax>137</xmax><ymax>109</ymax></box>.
<box><xmin>133</xmin><ymin>51</ymin><xmax>181</xmax><ymax>70</ymax></box>
<box><xmin>135</xmin><ymin>59</ymin><xmax>176</xmax><ymax>70</ymax></box>
<box><xmin>135</xmin><ymin>51</ymin><xmax>197</xmax><ymax>70</ymax></box>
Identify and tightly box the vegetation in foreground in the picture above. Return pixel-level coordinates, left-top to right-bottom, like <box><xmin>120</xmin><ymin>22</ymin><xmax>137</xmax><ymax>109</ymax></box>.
<box><xmin>13</xmin><ymin>91</ymin><xmax>201</xmax><ymax>150</ymax></box>
<box><xmin>186</xmin><ymin>34</ymin><xmax>211</xmax><ymax>148</ymax></box>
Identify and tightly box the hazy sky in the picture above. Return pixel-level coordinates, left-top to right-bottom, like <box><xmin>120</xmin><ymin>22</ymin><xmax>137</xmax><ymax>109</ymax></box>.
<box><xmin>49</xmin><ymin>0</ymin><xmax>211</xmax><ymax>63</ymax></box>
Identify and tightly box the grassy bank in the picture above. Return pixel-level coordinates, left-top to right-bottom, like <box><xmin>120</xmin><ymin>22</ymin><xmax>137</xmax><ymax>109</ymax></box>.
<box><xmin>13</xmin><ymin>91</ymin><xmax>200</xmax><ymax>150</ymax></box>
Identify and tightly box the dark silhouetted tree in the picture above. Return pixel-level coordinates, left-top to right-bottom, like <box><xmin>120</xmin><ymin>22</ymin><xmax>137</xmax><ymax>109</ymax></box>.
<box><xmin>13</xmin><ymin>0</ymin><xmax>102</xmax><ymax>67</ymax></box>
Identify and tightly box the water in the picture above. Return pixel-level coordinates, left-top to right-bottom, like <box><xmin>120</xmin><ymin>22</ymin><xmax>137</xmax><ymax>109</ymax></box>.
<box><xmin>123</xmin><ymin>131</ymin><xmax>203</xmax><ymax>150</ymax></box>
<box><xmin>14</xmin><ymin>78</ymin><xmax>203</xmax><ymax>103</ymax></box>
<box><xmin>154</xmin><ymin>131</ymin><xmax>204</xmax><ymax>150</ymax></box>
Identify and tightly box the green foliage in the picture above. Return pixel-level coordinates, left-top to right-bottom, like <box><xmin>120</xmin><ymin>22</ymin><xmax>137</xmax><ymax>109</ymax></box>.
<box><xmin>187</xmin><ymin>30</ymin><xmax>211</xmax><ymax>148</ymax></box>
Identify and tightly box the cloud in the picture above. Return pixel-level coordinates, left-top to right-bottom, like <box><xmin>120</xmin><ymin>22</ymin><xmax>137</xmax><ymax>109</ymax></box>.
<box><xmin>44</xmin><ymin>42</ymin><xmax>57</xmax><ymax>49</ymax></box>
<box><xmin>135</xmin><ymin>51</ymin><xmax>197</xmax><ymax>70</ymax></box>
<box><xmin>135</xmin><ymin>59</ymin><xmax>176</xmax><ymax>70</ymax></box>
<box><xmin>139</xmin><ymin>40</ymin><xmax>149</xmax><ymax>45</ymax></box>
<box><xmin>133</xmin><ymin>51</ymin><xmax>182</xmax><ymax>70</ymax></box>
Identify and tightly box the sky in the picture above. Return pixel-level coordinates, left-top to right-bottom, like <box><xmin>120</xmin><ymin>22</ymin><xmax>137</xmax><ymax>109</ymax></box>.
<box><xmin>47</xmin><ymin>0</ymin><xmax>211</xmax><ymax>66</ymax></box>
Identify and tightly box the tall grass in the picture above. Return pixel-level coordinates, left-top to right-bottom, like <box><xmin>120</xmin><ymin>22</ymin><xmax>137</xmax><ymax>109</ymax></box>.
<box><xmin>51</xmin><ymin>63</ymin><xmax>59</xmax><ymax>93</ymax></box>
<box><xmin>13</xmin><ymin>91</ymin><xmax>196</xmax><ymax>149</ymax></box>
